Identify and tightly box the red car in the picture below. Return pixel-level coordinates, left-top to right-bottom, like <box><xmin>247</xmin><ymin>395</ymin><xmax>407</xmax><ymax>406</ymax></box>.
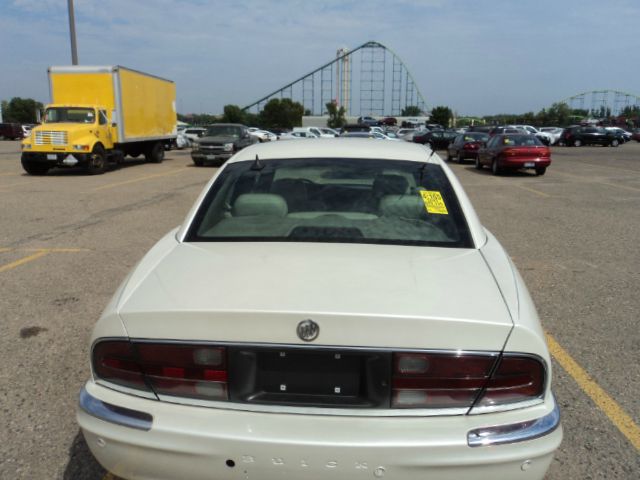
<box><xmin>476</xmin><ymin>134</ymin><xmax>551</xmax><ymax>176</ymax></box>
<box><xmin>446</xmin><ymin>132</ymin><xmax>489</xmax><ymax>163</ymax></box>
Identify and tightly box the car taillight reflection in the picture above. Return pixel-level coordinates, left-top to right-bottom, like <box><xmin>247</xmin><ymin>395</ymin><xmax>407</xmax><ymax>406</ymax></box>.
<box><xmin>93</xmin><ymin>340</ymin><xmax>228</xmax><ymax>401</ymax></box>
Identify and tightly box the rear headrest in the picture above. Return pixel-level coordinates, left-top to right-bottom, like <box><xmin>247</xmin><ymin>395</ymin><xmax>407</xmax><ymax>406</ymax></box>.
<box><xmin>373</xmin><ymin>174</ymin><xmax>409</xmax><ymax>197</ymax></box>
<box><xmin>379</xmin><ymin>194</ymin><xmax>426</xmax><ymax>219</ymax></box>
<box><xmin>232</xmin><ymin>193</ymin><xmax>288</xmax><ymax>217</ymax></box>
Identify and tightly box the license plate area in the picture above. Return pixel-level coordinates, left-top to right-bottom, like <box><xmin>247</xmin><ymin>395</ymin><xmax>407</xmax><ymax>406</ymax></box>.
<box><xmin>524</xmin><ymin>162</ymin><xmax>535</xmax><ymax>167</ymax></box>
<box><xmin>228</xmin><ymin>347</ymin><xmax>391</xmax><ymax>408</ymax></box>
<box><xmin>47</xmin><ymin>154</ymin><xmax>57</xmax><ymax>160</ymax></box>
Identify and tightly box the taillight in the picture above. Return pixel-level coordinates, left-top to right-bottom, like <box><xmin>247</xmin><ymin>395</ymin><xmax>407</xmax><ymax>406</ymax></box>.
<box><xmin>392</xmin><ymin>352</ymin><xmax>546</xmax><ymax>409</ymax></box>
<box><xmin>392</xmin><ymin>352</ymin><xmax>496</xmax><ymax>408</ymax></box>
<box><xmin>463</xmin><ymin>142</ymin><xmax>480</xmax><ymax>150</ymax></box>
<box><xmin>93</xmin><ymin>340</ymin><xmax>149</xmax><ymax>392</ymax></box>
<box><xmin>475</xmin><ymin>355</ymin><xmax>545</xmax><ymax>407</ymax></box>
<box><xmin>92</xmin><ymin>340</ymin><xmax>228</xmax><ymax>401</ymax></box>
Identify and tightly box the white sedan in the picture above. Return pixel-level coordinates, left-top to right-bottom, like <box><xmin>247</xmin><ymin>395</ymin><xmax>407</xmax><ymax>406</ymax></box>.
<box><xmin>78</xmin><ymin>139</ymin><xmax>562</xmax><ymax>480</ymax></box>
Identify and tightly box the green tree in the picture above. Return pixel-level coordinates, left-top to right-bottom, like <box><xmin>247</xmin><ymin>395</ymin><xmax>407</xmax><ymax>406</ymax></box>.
<box><xmin>401</xmin><ymin>105</ymin><xmax>422</xmax><ymax>116</ymax></box>
<box><xmin>259</xmin><ymin>98</ymin><xmax>304</xmax><ymax>129</ymax></box>
<box><xmin>221</xmin><ymin>104</ymin><xmax>246</xmax><ymax>124</ymax></box>
<box><xmin>2</xmin><ymin>97</ymin><xmax>43</xmax><ymax>123</ymax></box>
<box><xmin>325</xmin><ymin>101</ymin><xmax>346</xmax><ymax>129</ymax></box>
<box><xmin>430</xmin><ymin>106</ymin><xmax>453</xmax><ymax>127</ymax></box>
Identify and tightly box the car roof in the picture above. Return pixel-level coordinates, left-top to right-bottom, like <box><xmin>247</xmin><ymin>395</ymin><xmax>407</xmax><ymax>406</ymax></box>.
<box><xmin>228</xmin><ymin>138</ymin><xmax>436</xmax><ymax>164</ymax></box>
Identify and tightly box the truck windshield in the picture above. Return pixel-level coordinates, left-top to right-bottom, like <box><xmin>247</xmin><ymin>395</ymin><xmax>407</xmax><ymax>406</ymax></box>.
<box><xmin>205</xmin><ymin>125</ymin><xmax>242</xmax><ymax>138</ymax></box>
<box><xmin>44</xmin><ymin>108</ymin><xmax>96</xmax><ymax>124</ymax></box>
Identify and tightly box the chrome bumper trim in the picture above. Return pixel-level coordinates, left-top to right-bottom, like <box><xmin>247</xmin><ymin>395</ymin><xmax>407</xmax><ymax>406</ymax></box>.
<box><xmin>79</xmin><ymin>386</ymin><xmax>153</xmax><ymax>431</ymax></box>
<box><xmin>467</xmin><ymin>397</ymin><xmax>560</xmax><ymax>447</ymax></box>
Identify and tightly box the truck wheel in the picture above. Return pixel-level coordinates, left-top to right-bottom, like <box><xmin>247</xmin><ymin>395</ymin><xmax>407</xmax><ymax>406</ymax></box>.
<box><xmin>86</xmin><ymin>145</ymin><xmax>106</xmax><ymax>175</ymax></box>
<box><xmin>145</xmin><ymin>142</ymin><xmax>164</xmax><ymax>163</ymax></box>
<box><xmin>193</xmin><ymin>159</ymin><xmax>204</xmax><ymax>167</ymax></box>
<box><xmin>21</xmin><ymin>155</ymin><xmax>50</xmax><ymax>176</ymax></box>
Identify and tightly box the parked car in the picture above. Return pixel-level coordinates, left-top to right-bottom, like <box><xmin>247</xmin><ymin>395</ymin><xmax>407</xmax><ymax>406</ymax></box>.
<box><xmin>341</xmin><ymin>131</ymin><xmax>399</xmax><ymax>140</ymax></box>
<box><xmin>413</xmin><ymin>130</ymin><xmax>457</xmax><ymax>149</ymax></box>
<box><xmin>539</xmin><ymin>127</ymin><xmax>564</xmax><ymax>145</ymax></box>
<box><xmin>341</xmin><ymin>123</ymin><xmax>371</xmax><ymax>133</ymax></box>
<box><xmin>278</xmin><ymin>131</ymin><xmax>318</xmax><ymax>140</ymax></box>
<box><xmin>357</xmin><ymin>116</ymin><xmax>379</xmax><ymax>126</ymax></box>
<box><xmin>183</xmin><ymin>127</ymin><xmax>207</xmax><ymax>145</ymax></box>
<box><xmin>631</xmin><ymin>128</ymin><xmax>640</xmax><ymax>142</ymax></box>
<box><xmin>380</xmin><ymin>116</ymin><xmax>397</xmax><ymax>126</ymax></box>
<box><xmin>190</xmin><ymin>124</ymin><xmax>256</xmax><ymax>166</ymax></box>
<box><xmin>447</xmin><ymin>132</ymin><xmax>490</xmax><ymax>163</ymax></box>
<box><xmin>78</xmin><ymin>139</ymin><xmax>562</xmax><ymax>480</ymax></box>
<box><xmin>477</xmin><ymin>134</ymin><xmax>551</xmax><ymax>176</ymax></box>
<box><xmin>319</xmin><ymin>127</ymin><xmax>340</xmax><ymax>137</ymax></box>
<box><xmin>560</xmin><ymin>126</ymin><xmax>623</xmax><ymax>147</ymax></box>
<box><xmin>293</xmin><ymin>127</ymin><xmax>334</xmax><ymax>138</ymax></box>
<box><xmin>488</xmin><ymin>126</ymin><xmax>527</xmax><ymax>137</ymax></box>
<box><xmin>510</xmin><ymin>125</ymin><xmax>553</xmax><ymax>145</ymax></box>
<box><xmin>396</xmin><ymin>128</ymin><xmax>417</xmax><ymax>137</ymax></box>
<box><xmin>0</xmin><ymin>123</ymin><xmax>25</xmax><ymax>140</ymax></box>
<box><xmin>248</xmin><ymin>129</ymin><xmax>277</xmax><ymax>142</ymax></box>
<box><xmin>604</xmin><ymin>127</ymin><xmax>632</xmax><ymax>142</ymax></box>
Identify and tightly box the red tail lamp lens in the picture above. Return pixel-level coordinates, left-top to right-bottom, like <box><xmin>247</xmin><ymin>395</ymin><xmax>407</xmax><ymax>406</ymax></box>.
<box><xmin>92</xmin><ymin>340</ymin><xmax>150</xmax><ymax>392</ymax></box>
<box><xmin>392</xmin><ymin>353</ymin><xmax>496</xmax><ymax>408</ymax></box>
<box><xmin>476</xmin><ymin>355</ymin><xmax>545</xmax><ymax>407</ymax></box>
<box><xmin>92</xmin><ymin>341</ymin><xmax>228</xmax><ymax>401</ymax></box>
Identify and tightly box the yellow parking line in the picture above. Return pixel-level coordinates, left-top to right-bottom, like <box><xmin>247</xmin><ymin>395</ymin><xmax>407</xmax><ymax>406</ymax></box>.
<box><xmin>0</xmin><ymin>179</ymin><xmax>40</xmax><ymax>191</ymax></box>
<box><xmin>515</xmin><ymin>185</ymin><xmax>551</xmax><ymax>198</ymax></box>
<box><xmin>0</xmin><ymin>251</ymin><xmax>49</xmax><ymax>273</ymax></box>
<box><xmin>546</xmin><ymin>332</ymin><xmax>640</xmax><ymax>451</ymax></box>
<box><xmin>598</xmin><ymin>182</ymin><xmax>640</xmax><ymax>193</ymax></box>
<box><xmin>89</xmin><ymin>168</ymin><xmax>188</xmax><ymax>192</ymax></box>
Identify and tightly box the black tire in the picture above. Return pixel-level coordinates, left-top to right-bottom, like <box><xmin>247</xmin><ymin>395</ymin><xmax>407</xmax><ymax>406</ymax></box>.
<box><xmin>457</xmin><ymin>152</ymin><xmax>464</xmax><ymax>164</ymax></box>
<box><xmin>475</xmin><ymin>156</ymin><xmax>483</xmax><ymax>170</ymax></box>
<box><xmin>21</xmin><ymin>155</ymin><xmax>50</xmax><ymax>176</ymax></box>
<box><xmin>145</xmin><ymin>142</ymin><xmax>164</xmax><ymax>163</ymax></box>
<box><xmin>491</xmin><ymin>158</ymin><xmax>501</xmax><ymax>176</ymax></box>
<box><xmin>193</xmin><ymin>158</ymin><xmax>204</xmax><ymax>167</ymax></box>
<box><xmin>86</xmin><ymin>145</ymin><xmax>106</xmax><ymax>175</ymax></box>
<box><xmin>610</xmin><ymin>139</ymin><xmax>619</xmax><ymax>147</ymax></box>
<box><xmin>573</xmin><ymin>139</ymin><xmax>582</xmax><ymax>147</ymax></box>
<box><xmin>446</xmin><ymin>151</ymin><xmax>452</xmax><ymax>162</ymax></box>
<box><xmin>129</xmin><ymin>152</ymin><xmax>141</xmax><ymax>158</ymax></box>
<box><xmin>535</xmin><ymin>167</ymin><xmax>547</xmax><ymax>176</ymax></box>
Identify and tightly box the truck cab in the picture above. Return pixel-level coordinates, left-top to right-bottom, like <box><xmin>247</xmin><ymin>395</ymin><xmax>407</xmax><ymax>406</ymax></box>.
<box><xmin>21</xmin><ymin>104</ymin><xmax>116</xmax><ymax>175</ymax></box>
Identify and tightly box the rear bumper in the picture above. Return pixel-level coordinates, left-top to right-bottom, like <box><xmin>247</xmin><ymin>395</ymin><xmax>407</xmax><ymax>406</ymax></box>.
<box><xmin>78</xmin><ymin>381</ymin><xmax>562</xmax><ymax>480</ymax></box>
<box><xmin>500</xmin><ymin>158</ymin><xmax>551</xmax><ymax>169</ymax></box>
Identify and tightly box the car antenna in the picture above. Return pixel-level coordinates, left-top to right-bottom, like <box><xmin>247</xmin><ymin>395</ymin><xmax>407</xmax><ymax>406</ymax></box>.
<box><xmin>419</xmin><ymin>149</ymin><xmax>435</xmax><ymax>183</ymax></box>
<box><xmin>250</xmin><ymin>154</ymin><xmax>264</xmax><ymax>171</ymax></box>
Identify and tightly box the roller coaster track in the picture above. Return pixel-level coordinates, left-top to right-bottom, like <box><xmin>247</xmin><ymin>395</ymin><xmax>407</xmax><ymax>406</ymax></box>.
<box><xmin>243</xmin><ymin>41</ymin><xmax>428</xmax><ymax>117</ymax></box>
<box><xmin>558</xmin><ymin>90</ymin><xmax>640</xmax><ymax>116</ymax></box>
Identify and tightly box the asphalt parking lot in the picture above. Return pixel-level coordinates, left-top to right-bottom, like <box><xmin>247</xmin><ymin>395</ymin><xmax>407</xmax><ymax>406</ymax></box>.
<box><xmin>0</xmin><ymin>140</ymin><xmax>638</xmax><ymax>479</ymax></box>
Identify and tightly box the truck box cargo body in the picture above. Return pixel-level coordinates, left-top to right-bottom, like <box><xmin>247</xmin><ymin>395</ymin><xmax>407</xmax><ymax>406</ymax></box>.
<box><xmin>21</xmin><ymin>65</ymin><xmax>177</xmax><ymax>175</ymax></box>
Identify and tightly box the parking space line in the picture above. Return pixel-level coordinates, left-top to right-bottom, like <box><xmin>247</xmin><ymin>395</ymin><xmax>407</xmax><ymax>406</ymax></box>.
<box><xmin>552</xmin><ymin>171</ymin><xmax>640</xmax><ymax>193</ymax></box>
<box><xmin>515</xmin><ymin>184</ymin><xmax>551</xmax><ymax>198</ymax></box>
<box><xmin>89</xmin><ymin>168</ymin><xmax>188</xmax><ymax>192</ymax></box>
<box><xmin>0</xmin><ymin>251</ymin><xmax>49</xmax><ymax>273</ymax></box>
<box><xmin>546</xmin><ymin>332</ymin><xmax>640</xmax><ymax>451</ymax></box>
<box><xmin>0</xmin><ymin>179</ymin><xmax>40</xmax><ymax>191</ymax></box>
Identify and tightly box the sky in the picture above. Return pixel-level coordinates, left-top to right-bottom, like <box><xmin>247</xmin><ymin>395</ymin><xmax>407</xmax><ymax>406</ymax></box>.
<box><xmin>1</xmin><ymin>0</ymin><xmax>638</xmax><ymax>117</ymax></box>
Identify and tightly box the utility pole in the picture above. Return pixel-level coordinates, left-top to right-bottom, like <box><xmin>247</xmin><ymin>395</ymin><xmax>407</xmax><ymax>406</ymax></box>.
<box><xmin>67</xmin><ymin>0</ymin><xmax>78</xmax><ymax>65</ymax></box>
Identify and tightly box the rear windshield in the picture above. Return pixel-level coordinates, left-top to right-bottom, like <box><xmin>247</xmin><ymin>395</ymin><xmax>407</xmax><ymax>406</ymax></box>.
<box><xmin>186</xmin><ymin>158</ymin><xmax>473</xmax><ymax>248</ymax></box>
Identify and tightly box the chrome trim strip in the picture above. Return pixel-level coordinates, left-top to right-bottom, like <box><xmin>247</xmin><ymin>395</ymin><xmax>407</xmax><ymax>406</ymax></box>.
<box><xmin>467</xmin><ymin>396</ymin><xmax>560</xmax><ymax>447</ymax></box>
<box><xmin>79</xmin><ymin>386</ymin><xmax>153</xmax><ymax>431</ymax></box>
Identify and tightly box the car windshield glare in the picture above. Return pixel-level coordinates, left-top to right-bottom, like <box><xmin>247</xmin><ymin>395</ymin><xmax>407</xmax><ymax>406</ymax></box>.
<box><xmin>187</xmin><ymin>158</ymin><xmax>473</xmax><ymax>248</ymax></box>
<box><xmin>501</xmin><ymin>135</ymin><xmax>543</xmax><ymax>146</ymax></box>
<box><xmin>205</xmin><ymin>126</ymin><xmax>241</xmax><ymax>138</ymax></box>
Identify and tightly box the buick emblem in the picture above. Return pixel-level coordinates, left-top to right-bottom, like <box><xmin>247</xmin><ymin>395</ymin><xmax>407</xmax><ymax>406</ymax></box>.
<box><xmin>297</xmin><ymin>319</ymin><xmax>319</xmax><ymax>342</ymax></box>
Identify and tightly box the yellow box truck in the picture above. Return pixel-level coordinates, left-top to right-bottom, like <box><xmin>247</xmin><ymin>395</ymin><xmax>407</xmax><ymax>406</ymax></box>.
<box><xmin>21</xmin><ymin>66</ymin><xmax>176</xmax><ymax>175</ymax></box>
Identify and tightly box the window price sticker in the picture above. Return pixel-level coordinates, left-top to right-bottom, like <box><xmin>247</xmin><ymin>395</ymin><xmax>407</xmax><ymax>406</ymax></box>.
<box><xmin>419</xmin><ymin>190</ymin><xmax>449</xmax><ymax>215</ymax></box>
